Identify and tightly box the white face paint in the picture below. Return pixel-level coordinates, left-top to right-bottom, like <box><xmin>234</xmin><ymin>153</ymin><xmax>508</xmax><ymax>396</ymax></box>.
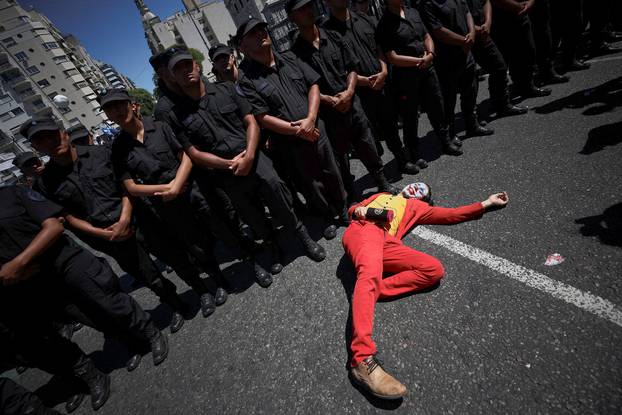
<box><xmin>401</xmin><ymin>182</ymin><xmax>431</xmax><ymax>201</ymax></box>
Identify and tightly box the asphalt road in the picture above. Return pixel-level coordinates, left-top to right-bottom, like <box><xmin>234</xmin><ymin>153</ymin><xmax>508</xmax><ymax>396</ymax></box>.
<box><xmin>11</xmin><ymin>46</ymin><xmax>622</xmax><ymax>414</ymax></box>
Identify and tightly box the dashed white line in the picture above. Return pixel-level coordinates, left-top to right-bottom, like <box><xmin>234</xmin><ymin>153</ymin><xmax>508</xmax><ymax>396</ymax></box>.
<box><xmin>411</xmin><ymin>226</ymin><xmax>622</xmax><ymax>328</ymax></box>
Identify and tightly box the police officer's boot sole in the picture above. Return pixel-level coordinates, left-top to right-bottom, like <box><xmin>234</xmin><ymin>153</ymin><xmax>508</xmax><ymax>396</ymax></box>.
<box><xmin>200</xmin><ymin>293</ymin><xmax>216</xmax><ymax>317</ymax></box>
<box><xmin>214</xmin><ymin>287</ymin><xmax>228</xmax><ymax>306</ymax></box>
<box><xmin>126</xmin><ymin>354</ymin><xmax>142</xmax><ymax>372</ymax></box>
<box><xmin>170</xmin><ymin>311</ymin><xmax>185</xmax><ymax>334</ymax></box>
<box><xmin>65</xmin><ymin>394</ymin><xmax>85</xmax><ymax>413</ymax></box>
<box><xmin>150</xmin><ymin>332</ymin><xmax>168</xmax><ymax>366</ymax></box>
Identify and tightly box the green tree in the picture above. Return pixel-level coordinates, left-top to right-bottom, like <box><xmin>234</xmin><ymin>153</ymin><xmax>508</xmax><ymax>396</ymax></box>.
<box><xmin>188</xmin><ymin>47</ymin><xmax>205</xmax><ymax>72</ymax></box>
<box><xmin>128</xmin><ymin>88</ymin><xmax>155</xmax><ymax>117</ymax></box>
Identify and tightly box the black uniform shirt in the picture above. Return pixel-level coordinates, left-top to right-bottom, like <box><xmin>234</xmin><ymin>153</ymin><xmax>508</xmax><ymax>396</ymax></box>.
<box><xmin>174</xmin><ymin>80</ymin><xmax>252</xmax><ymax>158</ymax></box>
<box><xmin>111</xmin><ymin>117</ymin><xmax>183</xmax><ymax>185</ymax></box>
<box><xmin>154</xmin><ymin>81</ymin><xmax>194</xmax><ymax>134</ymax></box>
<box><xmin>237</xmin><ymin>50</ymin><xmax>320</xmax><ymax>122</ymax></box>
<box><xmin>420</xmin><ymin>0</ymin><xmax>471</xmax><ymax>57</ymax></box>
<box><xmin>322</xmin><ymin>11</ymin><xmax>381</xmax><ymax>77</ymax></box>
<box><xmin>34</xmin><ymin>146</ymin><xmax>123</xmax><ymax>228</ymax></box>
<box><xmin>376</xmin><ymin>6</ymin><xmax>428</xmax><ymax>58</ymax></box>
<box><xmin>0</xmin><ymin>185</ymin><xmax>79</xmax><ymax>265</ymax></box>
<box><xmin>291</xmin><ymin>28</ymin><xmax>360</xmax><ymax>96</ymax></box>
<box><xmin>466</xmin><ymin>0</ymin><xmax>485</xmax><ymax>26</ymax></box>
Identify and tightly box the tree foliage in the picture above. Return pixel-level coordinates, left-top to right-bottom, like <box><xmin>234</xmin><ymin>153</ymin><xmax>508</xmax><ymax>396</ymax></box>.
<box><xmin>128</xmin><ymin>88</ymin><xmax>155</xmax><ymax>117</ymax></box>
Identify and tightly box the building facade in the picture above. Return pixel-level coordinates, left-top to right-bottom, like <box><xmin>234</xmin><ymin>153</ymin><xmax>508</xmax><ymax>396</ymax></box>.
<box><xmin>98</xmin><ymin>61</ymin><xmax>136</xmax><ymax>90</ymax></box>
<box><xmin>136</xmin><ymin>0</ymin><xmax>237</xmax><ymax>78</ymax></box>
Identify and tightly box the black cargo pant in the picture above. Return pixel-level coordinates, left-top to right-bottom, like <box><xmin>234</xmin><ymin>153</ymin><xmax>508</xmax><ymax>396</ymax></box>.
<box><xmin>435</xmin><ymin>53</ymin><xmax>478</xmax><ymax>136</ymax></box>
<box><xmin>356</xmin><ymin>86</ymin><xmax>405</xmax><ymax>156</ymax></box>
<box><xmin>471</xmin><ymin>35</ymin><xmax>511</xmax><ymax>109</ymax></box>
<box><xmin>274</xmin><ymin>121</ymin><xmax>347</xmax><ymax>219</ymax></box>
<box><xmin>491</xmin><ymin>10</ymin><xmax>537</xmax><ymax>91</ymax></box>
<box><xmin>0</xmin><ymin>378</ymin><xmax>60</xmax><ymax>415</ymax></box>
<box><xmin>322</xmin><ymin>95</ymin><xmax>385</xmax><ymax>194</ymax></box>
<box><xmin>77</xmin><ymin>230</ymin><xmax>182</xmax><ymax>308</ymax></box>
<box><xmin>219</xmin><ymin>151</ymin><xmax>301</xmax><ymax>241</ymax></box>
<box><xmin>550</xmin><ymin>0</ymin><xmax>584</xmax><ymax>64</ymax></box>
<box><xmin>393</xmin><ymin>66</ymin><xmax>447</xmax><ymax>160</ymax></box>
<box><xmin>530</xmin><ymin>0</ymin><xmax>556</xmax><ymax>75</ymax></box>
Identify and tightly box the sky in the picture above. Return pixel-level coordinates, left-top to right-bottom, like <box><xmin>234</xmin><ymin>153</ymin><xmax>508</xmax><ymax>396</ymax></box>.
<box><xmin>22</xmin><ymin>0</ymin><xmax>186</xmax><ymax>92</ymax></box>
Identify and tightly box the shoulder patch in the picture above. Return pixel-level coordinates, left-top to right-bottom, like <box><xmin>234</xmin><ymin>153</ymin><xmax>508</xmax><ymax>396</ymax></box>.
<box><xmin>26</xmin><ymin>188</ymin><xmax>47</xmax><ymax>202</ymax></box>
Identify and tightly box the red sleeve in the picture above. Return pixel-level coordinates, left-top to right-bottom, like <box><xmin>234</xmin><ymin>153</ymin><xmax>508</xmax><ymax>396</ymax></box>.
<box><xmin>416</xmin><ymin>201</ymin><xmax>485</xmax><ymax>225</ymax></box>
<box><xmin>347</xmin><ymin>193</ymin><xmax>384</xmax><ymax>220</ymax></box>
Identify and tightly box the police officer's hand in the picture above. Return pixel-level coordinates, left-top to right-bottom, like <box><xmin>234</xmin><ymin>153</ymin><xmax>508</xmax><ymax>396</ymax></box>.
<box><xmin>477</xmin><ymin>22</ymin><xmax>490</xmax><ymax>40</ymax></box>
<box><xmin>369</xmin><ymin>72</ymin><xmax>386</xmax><ymax>91</ymax></box>
<box><xmin>463</xmin><ymin>34</ymin><xmax>474</xmax><ymax>54</ymax></box>
<box><xmin>155</xmin><ymin>180</ymin><xmax>185</xmax><ymax>202</ymax></box>
<box><xmin>291</xmin><ymin>118</ymin><xmax>319</xmax><ymax>142</ymax></box>
<box><xmin>230</xmin><ymin>150</ymin><xmax>253</xmax><ymax>176</ymax></box>
<box><xmin>0</xmin><ymin>259</ymin><xmax>40</xmax><ymax>286</ymax></box>
<box><xmin>105</xmin><ymin>219</ymin><xmax>134</xmax><ymax>242</ymax></box>
<box><xmin>420</xmin><ymin>52</ymin><xmax>434</xmax><ymax>69</ymax></box>
<box><xmin>334</xmin><ymin>91</ymin><xmax>354</xmax><ymax>113</ymax></box>
<box><xmin>518</xmin><ymin>0</ymin><xmax>535</xmax><ymax>16</ymax></box>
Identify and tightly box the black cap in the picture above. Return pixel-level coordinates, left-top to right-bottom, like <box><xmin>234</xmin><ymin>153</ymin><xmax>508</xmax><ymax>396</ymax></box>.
<box><xmin>149</xmin><ymin>51</ymin><xmax>166</xmax><ymax>70</ymax></box>
<box><xmin>150</xmin><ymin>45</ymin><xmax>188</xmax><ymax>71</ymax></box>
<box><xmin>235</xmin><ymin>16</ymin><xmax>268</xmax><ymax>41</ymax></box>
<box><xmin>209</xmin><ymin>43</ymin><xmax>233</xmax><ymax>61</ymax></box>
<box><xmin>66</xmin><ymin>124</ymin><xmax>90</xmax><ymax>143</ymax></box>
<box><xmin>19</xmin><ymin>116</ymin><xmax>61</xmax><ymax>141</ymax></box>
<box><xmin>285</xmin><ymin>0</ymin><xmax>312</xmax><ymax>13</ymax></box>
<box><xmin>12</xmin><ymin>151</ymin><xmax>39</xmax><ymax>169</ymax></box>
<box><xmin>167</xmin><ymin>48</ymin><xmax>194</xmax><ymax>71</ymax></box>
<box><xmin>97</xmin><ymin>88</ymin><xmax>132</xmax><ymax>108</ymax></box>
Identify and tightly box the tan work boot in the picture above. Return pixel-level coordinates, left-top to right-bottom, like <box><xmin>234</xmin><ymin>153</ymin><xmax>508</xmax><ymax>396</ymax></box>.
<box><xmin>350</xmin><ymin>355</ymin><xmax>407</xmax><ymax>399</ymax></box>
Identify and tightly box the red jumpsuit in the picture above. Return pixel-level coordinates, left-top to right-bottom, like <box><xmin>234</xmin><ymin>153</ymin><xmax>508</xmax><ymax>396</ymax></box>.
<box><xmin>342</xmin><ymin>193</ymin><xmax>485</xmax><ymax>367</ymax></box>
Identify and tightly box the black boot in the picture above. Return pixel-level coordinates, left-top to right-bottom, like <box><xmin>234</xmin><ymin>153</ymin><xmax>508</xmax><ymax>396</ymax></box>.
<box><xmin>126</xmin><ymin>353</ymin><xmax>141</xmax><ymax>372</ymax></box>
<box><xmin>296</xmin><ymin>225</ymin><xmax>326</xmax><ymax>262</ymax></box>
<box><xmin>438</xmin><ymin>130</ymin><xmax>463</xmax><ymax>156</ymax></box>
<box><xmin>253</xmin><ymin>261</ymin><xmax>273</xmax><ymax>288</ymax></box>
<box><xmin>323</xmin><ymin>223</ymin><xmax>337</xmax><ymax>240</ymax></box>
<box><xmin>65</xmin><ymin>394</ymin><xmax>84</xmax><ymax>413</ymax></box>
<box><xmin>538</xmin><ymin>68</ymin><xmax>569</xmax><ymax>85</ymax></box>
<box><xmin>169</xmin><ymin>312</ymin><xmax>185</xmax><ymax>334</ymax></box>
<box><xmin>465</xmin><ymin>115</ymin><xmax>494</xmax><ymax>137</ymax></box>
<box><xmin>394</xmin><ymin>148</ymin><xmax>419</xmax><ymax>175</ymax></box>
<box><xmin>199</xmin><ymin>293</ymin><xmax>216</xmax><ymax>317</ymax></box>
<box><xmin>144</xmin><ymin>323</ymin><xmax>168</xmax><ymax>366</ymax></box>
<box><xmin>159</xmin><ymin>291</ymin><xmax>190</xmax><ymax>333</ymax></box>
<box><xmin>73</xmin><ymin>356</ymin><xmax>110</xmax><ymax>411</ymax></box>
<box><xmin>494</xmin><ymin>103</ymin><xmax>528</xmax><ymax>117</ymax></box>
<box><xmin>371</xmin><ymin>169</ymin><xmax>399</xmax><ymax>195</ymax></box>
<box><xmin>214</xmin><ymin>287</ymin><xmax>228</xmax><ymax>306</ymax></box>
<box><xmin>266</xmin><ymin>240</ymin><xmax>283</xmax><ymax>275</ymax></box>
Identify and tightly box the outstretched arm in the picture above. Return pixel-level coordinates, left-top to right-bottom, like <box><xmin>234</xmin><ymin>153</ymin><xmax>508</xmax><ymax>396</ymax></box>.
<box><xmin>418</xmin><ymin>192</ymin><xmax>509</xmax><ymax>225</ymax></box>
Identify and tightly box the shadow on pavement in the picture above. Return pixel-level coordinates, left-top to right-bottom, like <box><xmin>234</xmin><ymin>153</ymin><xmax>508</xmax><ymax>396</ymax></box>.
<box><xmin>575</xmin><ymin>203</ymin><xmax>622</xmax><ymax>247</ymax></box>
<box><xmin>579</xmin><ymin>120</ymin><xmax>622</xmax><ymax>154</ymax></box>
<box><xmin>35</xmin><ymin>375</ymin><xmax>87</xmax><ymax>410</ymax></box>
<box><xmin>535</xmin><ymin>76</ymin><xmax>622</xmax><ymax>115</ymax></box>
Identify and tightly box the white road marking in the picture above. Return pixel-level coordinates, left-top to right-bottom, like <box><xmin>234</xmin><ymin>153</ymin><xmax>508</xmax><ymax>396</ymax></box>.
<box><xmin>586</xmin><ymin>55</ymin><xmax>622</xmax><ymax>64</ymax></box>
<box><xmin>411</xmin><ymin>226</ymin><xmax>622</xmax><ymax>328</ymax></box>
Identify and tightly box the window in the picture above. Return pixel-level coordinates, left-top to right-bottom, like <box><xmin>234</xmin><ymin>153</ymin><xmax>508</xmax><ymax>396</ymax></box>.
<box><xmin>14</xmin><ymin>51</ymin><xmax>27</xmax><ymax>61</ymax></box>
<box><xmin>37</xmin><ymin>79</ymin><xmax>50</xmax><ymax>87</ymax></box>
<box><xmin>42</xmin><ymin>42</ymin><xmax>59</xmax><ymax>50</ymax></box>
<box><xmin>64</xmin><ymin>68</ymin><xmax>79</xmax><ymax>77</ymax></box>
<box><xmin>31</xmin><ymin>28</ymin><xmax>47</xmax><ymax>36</ymax></box>
<box><xmin>53</xmin><ymin>56</ymin><xmax>68</xmax><ymax>64</ymax></box>
<box><xmin>68</xmin><ymin>117</ymin><xmax>79</xmax><ymax>124</ymax></box>
<box><xmin>18</xmin><ymin>16</ymin><xmax>30</xmax><ymax>23</ymax></box>
<box><xmin>2</xmin><ymin>37</ymin><xmax>16</xmax><ymax>47</ymax></box>
<box><xmin>47</xmin><ymin>92</ymin><xmax>58</xmax><ymax>100</ymax></box>
<box><xmin>26</xmin><ymin>65</ymin><xmax>40</xmax><ymax>75</ymax></box>
<box><xmin>74</xmin><ymin>81</ymin><xmax>88</xmax><ymax>89</ymax></box>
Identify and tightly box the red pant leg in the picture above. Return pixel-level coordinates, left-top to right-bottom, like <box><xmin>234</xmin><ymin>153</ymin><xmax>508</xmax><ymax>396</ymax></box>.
<box><xmin>379</xmin><ymin>235</ymin><xmax>445</xmax><ymax>300</ymax></box>
<box><xmin>342</xmin><ymin>221</ymin><xmax>385</xmax><ymax>367</ymax></box>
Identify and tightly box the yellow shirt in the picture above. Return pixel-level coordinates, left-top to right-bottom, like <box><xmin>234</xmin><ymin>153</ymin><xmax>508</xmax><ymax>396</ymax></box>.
<box><xmin>365</xmin><ymin>194</ymin><xmax>408</xmax><ymax>236</ymax></box>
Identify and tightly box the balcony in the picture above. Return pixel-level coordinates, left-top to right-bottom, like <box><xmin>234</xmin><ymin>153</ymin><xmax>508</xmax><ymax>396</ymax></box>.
<box><xmin>19</xmin><ymin>88</ymin><xmax>39</xmax><ymax>101</ymax></box>
<box><xmin>0</xmin><ymin>61</ymin><xmax>18</xmax><ymax>73</ymax></box>
<box><xmin>7</xmin><ymin>75</ymin><xmax>30</xmax><ymax>88</ymax></box>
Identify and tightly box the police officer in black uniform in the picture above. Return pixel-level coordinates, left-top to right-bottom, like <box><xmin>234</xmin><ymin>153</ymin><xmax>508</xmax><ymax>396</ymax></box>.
<box><xmin>167</xmin><ymin>50</ymin><xmax>325</xmax><ymax>274</ymax></box>
<box><xmin>66</xmin><ymin>123</ymin><xmax>94</xmax><ymax>146</ymax></box>
<box><xmin>288</xmin><ymin>0</ymin><xmax>398</xmax><ymax>200</ymax></box>
<box><xmin>376</xmin><ymin>0</ymin><xmax>463</xmax><ymax>163</ymax></box>
<box><xmin>12</xmin><ymin>151</ymin><xmax>45</xmax><ymax>187</ymax></box>
<box><xmin>323</xmin><ymin>0</ymin><xmax>420</xmax><ymax>175</ymax></box>
<box><xmin>466</xmin><ymin>0</ymin><xmax>528</xmax><ymax>117</ymax></box>
<box><xmin>236</xmin><ymin>17</ymin><xmax>348</xmax><ymax>240</ymax></box>
<box><xmin>28</xmin><ymin>117</ymin><xmax>192</xmax><ymax>336</ymax></box>
<box><xmin>420</xmin><ymin>0</ymin><xmax>494</xmax><ymax>139</ymax></box>
<box><xmin>528</xmin><ymin>0</ymin><xmax>569</xmax><ymax>85</ymax></box>
<box><xmin>104</xmin><ymin>89</ymin><xmax>231</xmax><ymax>316</ymax></box>
<box><xmin>0</xmin><ymin>184</ymin><xmax>166</xmax><ymax>396</ymax></box>
<box><xmin>490</xmin><ymin>0</ymin><xmax>551</xmax><ymax>99</ymax></box>
<box><xmin>210</xmin><ymin>43</ymin><xmax>242</xmax><ymax>82</ymax></box>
